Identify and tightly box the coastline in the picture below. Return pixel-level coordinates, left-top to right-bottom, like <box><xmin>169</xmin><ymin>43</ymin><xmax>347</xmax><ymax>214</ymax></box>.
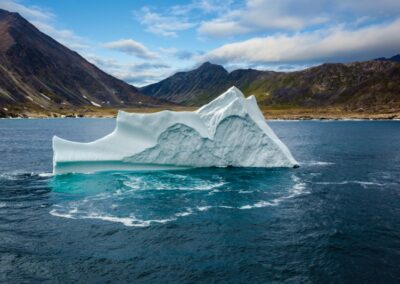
<box><xmin>1</xmin><ymin>106</ymin><xmax>399</xmax><ymax>120</ymax></box>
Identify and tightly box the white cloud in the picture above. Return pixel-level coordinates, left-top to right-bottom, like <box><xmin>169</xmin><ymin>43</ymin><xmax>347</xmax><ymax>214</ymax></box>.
<box><xmin>200</xmin><ymin>18</ymin><xmax>400</xmax><ymax>64</ymax></box>
<box><xmin>112</xmin><ymin>66</ymin><xmax>173</xmax><ymax>86</ymax></box>
<box><xmin>85</xmin><ymin>55</ymin><xmax>121</xmax><ymax>69</ymax></box>
<box><xmin>115</xmin><ymin>70</ymin><xmax>170</xmax><ymax>87</ymax></box>
<box><xmin>104</xmin><ymin>39</ymin><xmax>159</xmax><ymax>59</ymax></box>
<box><xmin>197</xmin><ymin>0</ymin><xmax>400</xmax><ymax>38</ymax></box>
<box><xmin>136</xmin><ymin>6</ymin><xmax>195</xmax><ymax>37</ymax></box>
<box><xmin>135</xmin><ymin>1</ymin><xmax>234</xmax><ymax>37</ymax></box>
<box><xmin>198</xmin><ymin>0</ymin><xmax>329</xmax><ymax>38</ymax></box>
<box><xmin>31</xmin><ymin>21</ymin><xmax>88</xmax><ymax>50</ymax></box>
<box><xmin>85</xmin><ymin>54</ymin><xmax>172</xmax><ymax>86</ymax></box>
<box><xmin>159</xmin><ymin>47</ymin><xmax>204</xmax><ymax>60</ymax></box>
<box><xmin>198</xmin><ymin>20</ymin><xmax>250</xmax><ymax>38</ymax></box>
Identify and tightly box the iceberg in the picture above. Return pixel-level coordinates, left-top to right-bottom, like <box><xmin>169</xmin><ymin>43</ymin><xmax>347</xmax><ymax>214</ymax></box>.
<box><xmin>53</xmin><ymin>86</ymin><xmax>298</xmax><ymax>174</ymax></box>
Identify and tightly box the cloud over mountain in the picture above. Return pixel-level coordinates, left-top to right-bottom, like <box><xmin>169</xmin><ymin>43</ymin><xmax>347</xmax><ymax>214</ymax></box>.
<box><xmin>201</xmin><ymin>18</ymin><xmax>400</xmax><ymax>65</ymax></box>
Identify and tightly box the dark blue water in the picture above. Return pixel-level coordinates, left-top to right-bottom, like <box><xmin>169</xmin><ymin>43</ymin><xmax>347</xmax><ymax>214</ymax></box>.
<box><xmin>1</xmin><ymin>119</ymin><xmax>400</xmax><ymax>283</ymax></box>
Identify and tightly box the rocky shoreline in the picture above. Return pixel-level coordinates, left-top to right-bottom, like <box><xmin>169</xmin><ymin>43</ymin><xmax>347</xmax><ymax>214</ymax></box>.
<box><xmin>1</xmin><ymin>106</ymin><xmax>399</xmax><ymax>120</ymax></box>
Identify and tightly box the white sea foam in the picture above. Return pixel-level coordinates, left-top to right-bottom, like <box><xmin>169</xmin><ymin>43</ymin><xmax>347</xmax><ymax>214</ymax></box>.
<box><xmin>304</xmin><ymin>161</ymin><xmax>335</xmax><ymax>166</ymax></box>
<box><xmin>122</xmin><ymin>174</ymin><xmax>226</xmax><ymax>191</ymax></box>
<box><xmin>239</xmin><ymin>200</ymin><xmax>277</xmax><ymax>209</ymax></box>
<box><xmin>49</xmin><ymin>208</ymin><xmax>77</xmax><ymax>219</ymax></box>
<box><xmin>0</xmin><ymin>173</ymin><xmax>17</xmax><ymax>180</ymax></box>
<box><xmin>49</xmin><ymin>173</ymin><xmax>309</xmax><ymax>227</ymax></box>
<box><xmin>83</xmin><ymin>214</ymin><xmax>178</xmax><ymax>227</ymax></box>
<box><xmin>39</xmin><ymin>172</ymin><xmax>53</xmax><ymax>177</ymax></box>
<box><xmin>82</xmin><ymin>214</ymin><xmax>151</xmax><ymax>227</ymax></box>
<box><xmin>238</xmin><ymin>190</ymin><xmax>253</xmax><ymax>194</ymax></box>
<box><xmin>0</xmin><ymin>202</ymin><xmax>6</xmax><ymax>208</ymax></box>
<box><xmin>239</xmin><ymin>175</ymin><xmax>308</xmax><ymax>210</ymax></box>
<box><xmin>197</xmin><ymin>206</ymin><xmax>212</xmax><ymax>211</ymax></box>
<box><xmin>196</xmin><ymin>205</ymin><xmax>235</xmax><ymax>211</ymax></box>
<box><xmin>50</xmin><ymin>207</ymin><xmax>178</xmax><ymax>227</ymax></box>
<box><xmin>313</xmin><ymin>180</ymin><xmax>385</xmax><ymax>187</ymax></box>
<box><xmin>175</xmin><ymin>208</ymin><xmax>193</xmax><ymax>217</ymax></box>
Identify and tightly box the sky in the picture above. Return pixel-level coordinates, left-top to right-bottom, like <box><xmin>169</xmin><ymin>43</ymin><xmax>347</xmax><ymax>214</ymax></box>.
<box><xmin>0</xmin><ymin>0</ymin><xmax>400</xmax><ymax>86</ymax></box>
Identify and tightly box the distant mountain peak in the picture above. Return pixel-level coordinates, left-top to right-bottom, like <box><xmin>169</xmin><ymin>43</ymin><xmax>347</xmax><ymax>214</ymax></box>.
<box><xmin>0</xmin><ymin>8</ymin><xmax>14</xmax><ymax>15</ymax></box>
<box><xmin>0</xmin><ymin>8</ymin><xmax>24</xmax><ymax>22</ymax></box>
<box><xmin>140</xmin><ymin>62</ymin><xmax>263</xmax><ymax>105</ymax></box>
<box><xmin>374</xmin><ymin>53</ymin><xmax>400</xmax><ymax>62</ymax></box>
<box><xmin>199</xmin><ymin>61</ymin><xmax>219</xmax><ymax>67</ymax></box>
<box><xmin>141</xmin><ymin>57</ymin><xmax>400</xmax><ymax>110</ymax></box>
<box><xmin>200</xmin><ymin>61</ymin><xmax>213</xmax><ymax>66</ymax></box>
<box><xmin>197</xmin><ymin>61</ymin><xmax>226</xmax><ymax>71</ymax></box>
<box><xmin>0</xmin><ymin>8</ymin><xmax>163</xmax><ymax>111</ymax></box>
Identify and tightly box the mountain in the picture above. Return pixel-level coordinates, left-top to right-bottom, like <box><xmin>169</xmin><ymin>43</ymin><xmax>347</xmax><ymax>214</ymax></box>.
<box><xmin>0</xmin><ymin>9</ymin><xmax>161</xmax><ymax>114</ymax></box>
<box><xmin>375</xmin><ymin>54</ymin><xmax>400</xmax><ymax>62</ymax></box>
<box><xmin>141</xmin><ymin>59</ymin><xmax>400</xmax><ymax>110</ymax></box>
<box><xmin>141</xmin><ymin>62</ymin><xmax>266</xmax><ymax>105</ymax></box>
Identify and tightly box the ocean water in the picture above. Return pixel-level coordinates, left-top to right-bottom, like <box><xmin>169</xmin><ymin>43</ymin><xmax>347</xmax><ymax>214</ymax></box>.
<box><xmin>0</xmin><ymin>119</ymin><xmax>400</xmax><ymax>283</ymax></box>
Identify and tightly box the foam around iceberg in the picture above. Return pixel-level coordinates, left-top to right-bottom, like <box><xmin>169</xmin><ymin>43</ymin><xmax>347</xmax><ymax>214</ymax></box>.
<box><xmin>53</xmin><ymin>87</ymin><xmax>298</xmax><ymax>174</ymax></box>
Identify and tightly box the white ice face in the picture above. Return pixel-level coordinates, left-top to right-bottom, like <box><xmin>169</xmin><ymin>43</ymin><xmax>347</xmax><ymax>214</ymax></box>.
<box><xmin>53</xmin><ymin>86</ymin><xmax>298</xmax><ymax>174</ymax></box>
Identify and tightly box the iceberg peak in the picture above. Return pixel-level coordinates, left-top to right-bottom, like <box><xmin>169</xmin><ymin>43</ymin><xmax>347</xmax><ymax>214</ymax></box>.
<box><xmin>53</xmin><ymin>86</ymin><xmax>298</xmax><ymax>174</ymax></box>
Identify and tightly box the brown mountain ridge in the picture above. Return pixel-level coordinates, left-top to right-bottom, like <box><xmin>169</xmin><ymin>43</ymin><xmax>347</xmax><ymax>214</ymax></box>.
<box><xmin>0</xmin><ymin>9</ymin><xmax>163</xmax><ymax>117</ymax></box>
<box><xmin>141</xmin><ymin>60</ymin><xmax>400</xmax><ymax>112</ymax></box>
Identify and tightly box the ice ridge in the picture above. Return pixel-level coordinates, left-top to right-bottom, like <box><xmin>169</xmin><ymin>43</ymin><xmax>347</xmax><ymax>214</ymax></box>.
<box><xmin>52</xmin><ymin>86</ymin><xmax>298</xmax><ymax>174</ymax></box>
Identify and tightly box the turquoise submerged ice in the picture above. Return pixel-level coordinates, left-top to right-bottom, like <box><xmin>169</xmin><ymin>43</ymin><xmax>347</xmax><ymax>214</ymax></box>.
<box><xmin>52</xmin><ymin>86</ymin><xmax>298</xmax><ymax>174</ymax></box>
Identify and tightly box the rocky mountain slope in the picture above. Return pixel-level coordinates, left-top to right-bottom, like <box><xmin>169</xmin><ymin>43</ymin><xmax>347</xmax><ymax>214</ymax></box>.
<box><xmin>375</xmin><ymin>54</ymin><xmax>400</xmax><ymax>62</ymax></box>
<box><xmin>0</xmin><ymin>9</ymin><xmax>161</xmax><ymax>115</ymax></box>
<box><xmin>141</xmin><ymin>62</ymin><xmax>266</xmax><ymax>105</ymax></box>
<box><xmin>141</xmin><ymin>59</ymin><xmax>400</xmax><ymax>111</ymax></box>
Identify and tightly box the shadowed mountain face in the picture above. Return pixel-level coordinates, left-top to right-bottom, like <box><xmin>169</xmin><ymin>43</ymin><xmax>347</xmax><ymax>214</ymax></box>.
<box><xmin>0</xmin><ymin>9</ymin><xmax>161</xmax><ymax>111</ymax></box>
<box><xmin>141</xmin><ymin>59</ymin><xmax>400</xmax><ymax>110</ymax></box>
<box><xmin>140</xmin><ymin>62</ymin><xmax>266</xmax><ymax>106</ymax></box>
<box><xmin>375</xmin><ymin>54</ymin><xmax>400</xmax><ymax>62</ymax></box>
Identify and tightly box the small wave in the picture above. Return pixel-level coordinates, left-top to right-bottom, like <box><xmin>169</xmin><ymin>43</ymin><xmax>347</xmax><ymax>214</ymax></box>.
<box><xmin>238</xmin><ymin>190</ymin><xmax>253</xmax><ymax>194</ymax></box>
<box><xmin>190</xmin><ymin>182</ymin><xmax>227</xmax><ymax>191</ymax></box>
<box><xmin>312</xmin><ymin>180</ymin><xmax>385</xmax><ymax>187</ymax></box>
<box><xmin>219</xmin><ymin>205</ymin><xmax>235</xmax><ymax>209</ymax></box>
<box><xmin>122</xmin><ymin>175</ymin><xmax>226</xmax><ymax>191</ymax></box>
<box><xmin>0</xmin><ymin>202</ymin><xmax>6</xmax><ymax>208</ymax></box>
<box><xmin>175</xmin><ymin>208</ymin><xmax>193</xmax><ymax>217</ymax></box>
<box><xmin>49</xmin><ymin>207</ymin><xmax>78</xmax><ymax>219</ymax></box>
<box><xmin>197</xmin><ymin>206</ymin><xmax>211</xmax><ymax>211</ymax></box>
<box><xmin>303</xmin><ymin>161</ymin><xmax>335</xmax><ymax>166</ymax></box>
<box><xmin>49</xmin><ymin>173</ymin><xmax>310</xmax><ymax>227</ymax></box>
<box><xmin>196</xmin><ymin>205</ymin><xmax>235</xmax><ymax>211</ymax></box>
<box><xmin>0</xmin><ymin>173</ymin><xmax>20</xmax><ymax>181</ymax></box>
<box><xmin>81</xmin><ymin>214</ymin><xmax>176</xmax><ymax>227</ymax></box>
<box><xmin>38</xmin><ymin>172</ymin><xmax>53</xmax><ymax>177</ymax></box>
<box><xmin>240</xmin><ymin>175</ymin><xmax>308</xmax><ymax>210</ymax></box>
<box><xmin>240</xmin><ymin>200</ymin><xmax>277</xmax><ymax>209</ymax></box>
<box><xmin>122</xmin><ymin>181</ymin><xmax>141</xmax><ymax>190</ymax></box>
<box><xmin>0</xmin><ymin>171</ymin><xmax>53</xmax><ymax>180</ymax></box>
<box><xmin>50</xmin><ymin>208</ymin><xmax>178</xmax><ymax>227</ymax></box>
<box><xmin>286</xmin><ymin>177</ymin><xmax>308</xmax><ymax>197</ymax></box>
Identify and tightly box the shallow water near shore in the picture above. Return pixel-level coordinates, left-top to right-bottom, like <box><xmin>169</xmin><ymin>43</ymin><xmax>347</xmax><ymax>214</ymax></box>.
<box><xmin>1</xmin><ymin>119</ymin><xmax>400</xmax><ymax>283</ymax></box>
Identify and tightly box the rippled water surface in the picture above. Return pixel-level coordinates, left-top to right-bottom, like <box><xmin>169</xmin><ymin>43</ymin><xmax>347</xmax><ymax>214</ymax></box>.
<box><xmin>1</xmin><ymin>119</ymin><xmax>400</xmax><ymax>283</ymax></box>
